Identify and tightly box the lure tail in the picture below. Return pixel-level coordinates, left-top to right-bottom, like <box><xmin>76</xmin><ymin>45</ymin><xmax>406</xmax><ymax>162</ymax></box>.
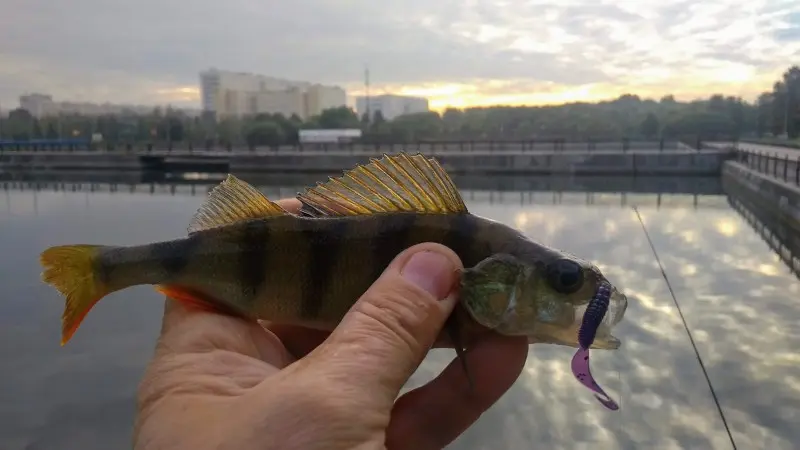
<box><xmin>40</xmin><ymin>244</ymin><xmax>116</xmax><ymax>346</ymax></box>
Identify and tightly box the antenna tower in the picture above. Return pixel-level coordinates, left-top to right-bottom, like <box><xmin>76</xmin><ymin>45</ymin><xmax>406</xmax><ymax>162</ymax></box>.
<box><xmin>365</xmin><ymin>66</ymin><xmax>370</xmax><ymax>122</ymax></box>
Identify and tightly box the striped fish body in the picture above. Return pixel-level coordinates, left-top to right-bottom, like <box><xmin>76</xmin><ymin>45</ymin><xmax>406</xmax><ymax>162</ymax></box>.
<box><xmin>40</xmin><ymin>152</ymin><xmax>629</xmax><ymax>409</ymax></box>
<box><xmin>40</xmin><ymin>152</ymin><xmax>626</xmax><ymax>356</ymax></box>
<box><xmin>97</xmin><ymin>212</ymin><xmax>514</xmax><ymax>331</ymax></box>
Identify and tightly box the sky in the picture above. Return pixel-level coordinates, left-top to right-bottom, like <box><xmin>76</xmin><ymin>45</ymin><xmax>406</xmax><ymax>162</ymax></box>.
<box><xmin>0</xmin><ymin>0</ymin><xmax>799</xmax><ymax>111</ymax></box>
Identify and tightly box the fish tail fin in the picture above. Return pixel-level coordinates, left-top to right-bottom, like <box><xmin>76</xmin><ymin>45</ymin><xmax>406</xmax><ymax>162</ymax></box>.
<box><xmin>40</xmin><ymin>244</ymin><xmax>114</xmax><ymax>346</ymax></box>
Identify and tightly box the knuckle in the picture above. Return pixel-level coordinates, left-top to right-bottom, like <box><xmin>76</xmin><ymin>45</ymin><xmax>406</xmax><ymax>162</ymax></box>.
<box><xmin>351</xmin><ymin>279</ymin><xmax>443</xmax><ymax>355</ymax></box>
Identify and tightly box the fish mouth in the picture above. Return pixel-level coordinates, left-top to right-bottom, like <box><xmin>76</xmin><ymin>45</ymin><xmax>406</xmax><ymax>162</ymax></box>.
<box><xmin>524</xmin><ymin>284</ymin><xmax>627</xmax><ymax>350</ymax></box>
<box><xmin>565</xmin><ymin>283</ymin><xmax>627</xmax><ymax>347</ymax></box>
<box><xmin>570</xmin><ymin>281</ymin><xmax>620</xmax><ymax>411</ymax></box>
<box><xmin>608</xmin><ymin>286</ymin><xmax>628</xmax><ymax>325</ymax></box>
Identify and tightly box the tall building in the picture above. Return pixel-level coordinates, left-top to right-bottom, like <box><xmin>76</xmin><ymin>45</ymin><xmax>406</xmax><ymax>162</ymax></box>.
<box><xmin>199</xmin><ymin>68</ymin><xmax>347</xmax><ymax>120</ymax></box>
<box><xmin>354</xmin><ymin>94</ymin><xmax>430</xmax><ymax>121</ymax></box>
<box><xmin>19</xmin><ymin>93</ymin><xmax>55</xmax><ymax>117</ymax></box>
<box><xmin>306</xmin><ymin>84</ymin><xmax>347</xmax><ymax>117</ymax></box>
<box><xmin>256</xmin><ymin>87</ymin><xmax>306</xmax><ymax>118</ymax></box>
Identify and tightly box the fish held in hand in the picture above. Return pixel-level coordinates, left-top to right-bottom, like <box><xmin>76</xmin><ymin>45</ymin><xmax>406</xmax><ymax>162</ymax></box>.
<box><xmin>39</xmin><ymin>152</ymin><xmax>628</xmax><ymax>408</ymax></box>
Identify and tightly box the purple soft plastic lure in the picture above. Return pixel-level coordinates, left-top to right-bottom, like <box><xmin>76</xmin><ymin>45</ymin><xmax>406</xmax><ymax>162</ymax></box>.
<box><xmin>571</xmin><ymin>282</ymin><xmax>619</xmax><ymax>410</ymax></box>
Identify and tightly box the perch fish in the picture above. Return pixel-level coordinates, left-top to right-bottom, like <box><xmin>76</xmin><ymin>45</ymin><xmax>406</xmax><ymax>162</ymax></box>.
<box><xmin>39</xmin><ymin>152</ymin><xmax>628</xmax><ymax>409</ymax></box>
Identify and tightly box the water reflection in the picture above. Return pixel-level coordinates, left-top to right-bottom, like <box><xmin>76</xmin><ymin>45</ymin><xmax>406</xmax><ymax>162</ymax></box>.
<box><xmin>728</xmin><ymin>196</ymin><xmax>800</xmax><ymax>280</ymax></box>
<box><xmin>1</xmin><ymin>174</ymin><xmax>798</xmax><ymax>449</ymax></box>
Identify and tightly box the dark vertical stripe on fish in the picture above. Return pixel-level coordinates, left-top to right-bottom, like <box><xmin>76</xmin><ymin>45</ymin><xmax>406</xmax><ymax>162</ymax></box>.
<box><xmin>301</xmin><ymin>219</ymin><xmax>351</xmax><ymax>319</ymax></box>
<box><xmin>240</xmin><ymin>221</ymin><xmax>269</xmax><ymax>304</ymax></box>
<box><xmin>369</xmin><ymin>213</ymin><xmax>419</xmax><ymax>283</ymax></box>
<box><xmin>443</xmin><ymin>214</ymin><xmax>480</xmax><ymax>266</ymax></box>
<box><xmin>94</xmin><ymin>247</ymin><xmax>124</xmax><ymax>285</ymax></box>
<box><xmin>153</xmin><ymin>235</ymin><xmax>203</xmax><ymax>276</ymax></box>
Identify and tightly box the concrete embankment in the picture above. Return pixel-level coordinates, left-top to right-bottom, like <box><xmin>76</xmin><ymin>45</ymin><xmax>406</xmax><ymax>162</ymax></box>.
<box><xmin>722</xmin><ymin>161</ymin><xmax>800</xmax><ymax>234</ymax></box>
<box><xmin>229</xmin><ymin>151</ymin><xmax>730</xmax><ymax>175</ymax></box>
<box><xmin>0</xmin><ymin>170</ymin><xmax>724</xmax><ymax>195</ymax></box>
<box><xmin>0</xmin><ymin>152</ymin><xmax>142</xmax><ymax>171</ymax></box>
<box><xmin>1</xmin><ymin>148</ymin><xmax>734</xmax><ymax>176</ymax></box>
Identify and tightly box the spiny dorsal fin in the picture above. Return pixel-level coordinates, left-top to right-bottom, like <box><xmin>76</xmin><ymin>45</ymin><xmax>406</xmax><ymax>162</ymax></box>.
<box><xmin>297</xmin><ymin>153</ymin><xmax>468</xmax><ymax>217</ymax></box>
<box><xmin>187</xmin><ymin>174</ymin><xmax>288</xmax><ymax>234</ymax></box>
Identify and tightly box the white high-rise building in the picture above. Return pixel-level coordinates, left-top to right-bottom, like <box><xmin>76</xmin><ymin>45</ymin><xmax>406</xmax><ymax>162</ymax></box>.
<box><xmin>354</xmin><ymin>94</ymin><xmax>430</xmax><ymax>121</ymax></box>
<box><xmin>199</xmin><ymin>68</ymin><xmax>347</xmax><ymax>120</ymax></box>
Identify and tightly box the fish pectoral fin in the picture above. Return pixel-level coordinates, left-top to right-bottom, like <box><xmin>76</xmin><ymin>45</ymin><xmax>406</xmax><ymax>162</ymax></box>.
<box><xmin>187</xmin><ymin>174</ymin><xmax>289</xmax><ymax>234</ymax></box>
<box><xmin>155</xmin><ymin>285</ymin><xmax>228</xmax><ymax>314</ymax></box>
<box><xmin>445</xmin><ymin>311</ymin><xmax>474</xmax><ymax>391</ymax></box>
<box><xmin>296</xmin><ymin>153</ymin><xmax>469</xmax><ymax>217</ymax></box>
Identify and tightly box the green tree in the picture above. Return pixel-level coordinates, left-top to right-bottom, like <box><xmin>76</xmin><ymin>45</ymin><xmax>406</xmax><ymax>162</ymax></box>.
<box><xmin>756</xmin><ymin>93</ymin><xmax>773</xmax><ymax>137</ymax></box>
<box><xmin>7</xmin><ymin>108</ymin><xmax>35</xmax><ymax>140</ymax></box>
<box><xmin>314</xmin><ymin>106</ymin><xmax>360</xmax><ymax>129</ymax></box>
<box><xmin>640</xmin><ymin>113</ymin><xmax>660</xmax><ymax>138</ymax></box>
<box><xmin>662</xmin><ymin>111</ymin><xmax>734</xmax><ymax>138</ymax></box>
<box><xmin>245</xmin><ymin>120</ymin><xmax>285</xmax><ymax>146</ymax></box>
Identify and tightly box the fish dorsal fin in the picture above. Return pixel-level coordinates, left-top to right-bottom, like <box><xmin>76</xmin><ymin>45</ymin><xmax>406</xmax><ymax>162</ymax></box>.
<box><xmin>297</xmin><ymin>153</ymin><xmax>468</xmax><ymax>217</ymax></box>
<box><xmin>187</xmin><ymin>174</ymin><xmax>288</xmax><ymax>234</ymax></box>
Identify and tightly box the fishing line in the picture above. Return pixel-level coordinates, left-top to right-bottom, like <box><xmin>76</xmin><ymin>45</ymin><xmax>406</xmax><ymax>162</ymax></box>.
<box><xmin>632</xmin><ymin>206</ymin><xmax>737</xmax><ymax>450</ymax></box>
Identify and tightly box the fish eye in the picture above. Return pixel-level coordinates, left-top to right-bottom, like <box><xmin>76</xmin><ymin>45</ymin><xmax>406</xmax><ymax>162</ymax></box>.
<box><xmin>545</xmin><ymin>259</ymin><xmax>585</xmax><ymax>294</ymax></box>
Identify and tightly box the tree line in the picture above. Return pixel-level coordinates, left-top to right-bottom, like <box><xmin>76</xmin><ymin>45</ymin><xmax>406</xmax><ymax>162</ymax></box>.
<box><xmin>1</xmin><ymin>65</ymin><xmax>797</xmax><ymax>147</ymax></box>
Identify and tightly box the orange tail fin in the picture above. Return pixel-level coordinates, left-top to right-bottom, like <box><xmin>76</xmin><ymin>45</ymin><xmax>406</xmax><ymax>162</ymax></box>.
<box><xmin>40</xmin><ymin>244</ymin><xmax>113</xmax><ymax>345</ymax></box>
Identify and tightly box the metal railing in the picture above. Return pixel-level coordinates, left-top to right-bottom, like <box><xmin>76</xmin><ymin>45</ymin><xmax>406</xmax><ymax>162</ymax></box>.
<box><xmin>0</xmin><ymin>179</ymin><xmax>728</xmax><ymax>211</ymax></box>
<box><xmin>0</xmin><ymin>137</ymin><xmax>724</xmax><ymax>155</ymax></box>
<box><xmin>735</xmin><ymin>149</ymin><xmax>800</xmax><ymax>184</ymax></box>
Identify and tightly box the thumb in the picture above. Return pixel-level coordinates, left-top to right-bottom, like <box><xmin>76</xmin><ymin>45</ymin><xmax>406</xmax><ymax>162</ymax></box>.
<box><xmin>319</xmin><ymin>243</ymin><xmax>462</xmax><ymax>402</ymax></box>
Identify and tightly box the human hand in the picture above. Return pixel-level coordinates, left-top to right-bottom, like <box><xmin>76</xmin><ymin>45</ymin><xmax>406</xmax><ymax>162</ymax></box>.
<box><xmin>133</xmin><ymin>198</ymin><xmax>529</xmax><ymax>450</ymax></box>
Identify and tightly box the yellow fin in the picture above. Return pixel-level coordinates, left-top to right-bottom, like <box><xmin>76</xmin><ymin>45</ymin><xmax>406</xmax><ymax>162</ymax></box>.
<box><xmin>40</xmin><ymin>244</ymin><xmax>111</xmax><ymax>346</ymax></box>
<box><xmin>188</xmin><ymin>174</ymin><xmax>288</xmax><ymax>234</ymax></box>
<box><xmin>297</xmin><ymin>153</ymin><xmax>468</xmax><ymax>217</ymax></box>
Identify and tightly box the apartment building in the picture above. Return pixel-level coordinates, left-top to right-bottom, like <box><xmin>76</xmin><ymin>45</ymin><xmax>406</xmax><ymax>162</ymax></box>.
<box><xmin>256</xmin><ymin>87</ymin><xmax>306</xmax><ymax>117</ymax></box>
<box><xmin>200</xmin><ymin>68</ymin><xmax>347</xmax><ymax>120</ymax></box>
<box><xmin>18</xmin><ymin>93</ymin><xmax>55</xmax><ymax>117</ymax></box>
<box><xmin>354</xmin><ymin>94</ymin><xmax>430</xmax><ymax>121</ymax></box>
<box><xmin>306</xmin><ymin>84</ymin><xmax>347</xmax><ymax>117</ymax></box>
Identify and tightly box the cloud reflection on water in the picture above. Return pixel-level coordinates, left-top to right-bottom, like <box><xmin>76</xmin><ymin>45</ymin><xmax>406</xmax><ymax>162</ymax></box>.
<box><xmin>1</xmin><ymin>180</ymin><xmax>798</xmax><ymax>449</ymax></box>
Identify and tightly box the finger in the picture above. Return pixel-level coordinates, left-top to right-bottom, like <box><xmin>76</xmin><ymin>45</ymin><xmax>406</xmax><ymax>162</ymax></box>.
<box><xmin>275</xmin><ymin>197</ymin><xmax>302</xmax><ymax>214</ymax></box>
<box><xmin>386</xmin><ymin>333</ymin><xmax>529</xmax><ymax>450</ymax></box>
<box><xmin>311</xmin><ymin>243</ymin><xmax>462</xmax><ymax>404</ymax></box>
<box><xmin>263</xmin><ymin>322</ymin><xmax>331</xmax><ymax>359</ymax></box>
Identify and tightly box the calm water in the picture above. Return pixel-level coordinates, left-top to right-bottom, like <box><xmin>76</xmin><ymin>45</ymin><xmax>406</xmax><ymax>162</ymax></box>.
<box><xmin>2</xmin><ymin>175</ymin><xmax>800</xmax><ymax>450</ymax></box>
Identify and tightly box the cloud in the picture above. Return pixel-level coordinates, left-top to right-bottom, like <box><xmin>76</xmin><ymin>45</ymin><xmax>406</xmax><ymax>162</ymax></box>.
<box><xmin>0</xmin><ymin>0</ymin><xmax>799</xmax><ymax>110</ymax></box>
